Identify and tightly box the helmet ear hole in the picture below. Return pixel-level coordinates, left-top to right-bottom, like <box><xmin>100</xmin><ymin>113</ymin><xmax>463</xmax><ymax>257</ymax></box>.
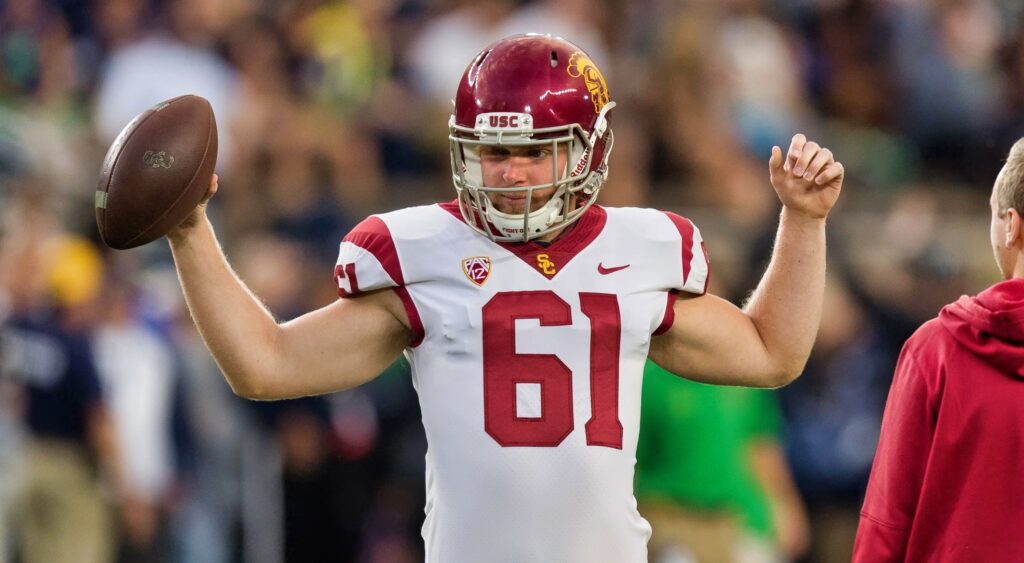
<box><xmin>550</xmin><ymin>51</ymin><xmax>558</xmax><ymax>67</ymax></box>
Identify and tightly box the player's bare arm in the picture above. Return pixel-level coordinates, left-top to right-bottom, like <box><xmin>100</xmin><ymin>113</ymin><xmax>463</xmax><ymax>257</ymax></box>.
<box><xmin>167</xmin><ymin>176</ymin><xmax>413</xmax><ymax>400</ymax></box>
<box><xmin>650</xmin><ymin>134</ymin><xmax>844</xmax><ymax>387</ymax></box>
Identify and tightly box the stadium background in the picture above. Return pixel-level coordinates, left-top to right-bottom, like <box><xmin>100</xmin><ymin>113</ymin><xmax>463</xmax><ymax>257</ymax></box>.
<box><xmin>0</xmin><ymin>0</ymin><xmax>1020</xmax><ymax>561</ymax></box>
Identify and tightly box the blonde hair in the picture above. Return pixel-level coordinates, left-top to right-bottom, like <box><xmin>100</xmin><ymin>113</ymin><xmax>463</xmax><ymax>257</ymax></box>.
<box><xmin>997</xmin><ymin>138</ymin><xmax>1024</xmax><ymax>216</ymax></box>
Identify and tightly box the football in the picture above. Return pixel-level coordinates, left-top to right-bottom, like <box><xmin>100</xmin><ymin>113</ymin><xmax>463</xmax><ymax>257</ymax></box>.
<box><xmin>95</xmin><ymin>94</ymin><xmax>218</xmax><ymax>250</ymax></box>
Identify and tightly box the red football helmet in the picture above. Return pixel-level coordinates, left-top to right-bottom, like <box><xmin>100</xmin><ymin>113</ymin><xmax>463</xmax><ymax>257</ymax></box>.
<box><xmin>449</xmin><ymin>34</ymin><xmax>615</xmax><ymax>241</ymax></box>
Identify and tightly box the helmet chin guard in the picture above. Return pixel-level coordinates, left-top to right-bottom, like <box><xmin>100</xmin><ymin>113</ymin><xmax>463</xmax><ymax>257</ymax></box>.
<box><xmin>448</xmin><ymin>34</ymin><xmax>615</xmax><ymax>242</ymax></box>
<box><xmin>482</xmin><ymin>191</ymin><xmax>565</xmax><ymax>240</ymax></box>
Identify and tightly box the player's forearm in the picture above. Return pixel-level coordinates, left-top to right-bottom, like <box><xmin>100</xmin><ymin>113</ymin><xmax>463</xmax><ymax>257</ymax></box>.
<box><xmin>168</xmin><ymin>217</ymin><xmax>282</xmax><ymax>399</ymax></box>
<box><xmin>743</xmin><ymin>208</ymin><xmax>826</xmax><ymax>383</ymax></box>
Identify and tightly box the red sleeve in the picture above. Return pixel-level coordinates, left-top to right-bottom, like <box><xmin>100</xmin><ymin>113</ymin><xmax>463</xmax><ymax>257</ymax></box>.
<box><xmin>853</xmin><ymin>345</ymin><xmax>936</xmax><ymax>562</ymax></box>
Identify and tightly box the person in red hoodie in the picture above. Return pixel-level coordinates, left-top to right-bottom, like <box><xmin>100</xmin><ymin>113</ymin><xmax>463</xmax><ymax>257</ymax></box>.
<box><xmin>852</xmin><ymin>138</ymin><xmax>1024</xmax><ymax>562</ymax></box>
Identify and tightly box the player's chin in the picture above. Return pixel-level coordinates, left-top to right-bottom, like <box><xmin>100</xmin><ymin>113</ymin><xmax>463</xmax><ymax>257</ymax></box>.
<box><xmin>506</xmin><ymin>204</ymin><xmax>532</xmax><ymax>215</ymax></box>
<box><xmin>492</xmin><ymin>195</ymin><xmax>530</xmax><ymax>214</ymax></box>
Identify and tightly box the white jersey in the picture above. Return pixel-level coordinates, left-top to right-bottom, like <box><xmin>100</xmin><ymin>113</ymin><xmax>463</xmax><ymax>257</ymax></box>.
<box><xmin>335</xmin><ymin>202</ymin><xmax>709</xmax><ymax>563</ymax></box>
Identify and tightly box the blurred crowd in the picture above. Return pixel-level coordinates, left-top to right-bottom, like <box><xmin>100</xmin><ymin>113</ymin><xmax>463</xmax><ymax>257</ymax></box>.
<box><xmin>1</xmin><ymin>0</ymin><xmax>1022</xmax><ymax>562</ymax></box>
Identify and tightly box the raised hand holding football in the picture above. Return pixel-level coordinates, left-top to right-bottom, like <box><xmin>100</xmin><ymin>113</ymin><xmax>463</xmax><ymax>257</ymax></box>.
<box><xmin>95</xmin><ymin>94</ymin><xmax>218</xmax><ymax>250</ymax></box>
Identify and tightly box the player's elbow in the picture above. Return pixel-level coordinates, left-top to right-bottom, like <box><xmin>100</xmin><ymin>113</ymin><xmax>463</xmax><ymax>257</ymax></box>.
<box><xmin>223</xmin><ymin>331</ymin><xmax>296</xmax><ymax>400</ymax></box>
<box><xmin>223</xmin><ymin>367</ymin><xmax>284</xmax><ymax>401</ymax></box>
<box><xmin>766</xmin><ymin>370</ymin><xmax>800</xmax><ymax>389</ymax></box>
<box><xmin>226</xmin><ymin>376</ymin><xmax>268</xmax><ymax>401</ymax></box>
<box><xmin>763</xmin><ymin>358</ymin><xmax>808</xmax><ymax>388</ymax></box>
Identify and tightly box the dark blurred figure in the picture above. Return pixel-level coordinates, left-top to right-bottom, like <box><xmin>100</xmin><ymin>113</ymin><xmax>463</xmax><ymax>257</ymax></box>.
<box><xmin>0</xmin><ymin>189</ymin><xmax>121</xmax><ymax>563</ymax></box>
<box><xmin>777</xmin><ymin>275</ymin><xmax>894</xmax><ymax>563</ymax></box>
<box><xmin>228</xmin><ymin>234</ymin><xmax>425</xmax><ymax>563</ymax></box>
<box><xmin>274</xmin><ymin>360</ymin><xmax>427</xmax><ymax>563</ymax></box>
<box><xmin>277</xmin><ymin>400</ymin><xmax>367</xmax><ymax>563</ymax></box>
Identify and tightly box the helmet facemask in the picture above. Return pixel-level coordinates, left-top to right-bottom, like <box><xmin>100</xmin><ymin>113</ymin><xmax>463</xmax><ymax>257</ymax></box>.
<box><xmin>449</xmin><ymin>102</ymin><xmax>615</xmax><ymax>242</ymax></box>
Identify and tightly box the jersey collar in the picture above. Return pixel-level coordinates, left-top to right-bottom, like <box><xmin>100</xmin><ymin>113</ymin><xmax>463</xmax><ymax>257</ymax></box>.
<box><xmin>439</xmin><ymin>199</ymin><xmax>607</xmax><ymax>279</ymax></box>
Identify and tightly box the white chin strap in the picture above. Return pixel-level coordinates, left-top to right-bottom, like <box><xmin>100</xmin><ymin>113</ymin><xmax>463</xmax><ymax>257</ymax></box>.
<box><xmin>482</xmin><ymin>193</ymin><xmax>565</xmax><ymax>240</ymax></box>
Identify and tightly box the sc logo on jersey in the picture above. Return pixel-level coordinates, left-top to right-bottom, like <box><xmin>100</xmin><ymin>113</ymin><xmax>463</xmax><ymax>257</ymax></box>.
<box><xmin>536</xmin><ymin>254</ymin><xmax>557</xmax><ymax>276</ymax></box>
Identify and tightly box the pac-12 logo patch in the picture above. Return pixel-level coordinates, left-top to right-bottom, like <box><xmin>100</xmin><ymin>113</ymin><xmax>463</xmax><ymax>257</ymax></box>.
<box><xmin>462</xmin><ymin>256</ymin><xmax>491</xmax><ymax>286</ymax></box>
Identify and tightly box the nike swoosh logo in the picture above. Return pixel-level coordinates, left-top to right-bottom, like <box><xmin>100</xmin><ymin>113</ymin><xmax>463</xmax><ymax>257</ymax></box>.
<box><xmin>598</xmin><ymin>263</ymin><xmax>630</xmax><ymax>275</ymax></box>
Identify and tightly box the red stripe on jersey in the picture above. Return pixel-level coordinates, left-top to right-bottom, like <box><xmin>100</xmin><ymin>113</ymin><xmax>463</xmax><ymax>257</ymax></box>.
<box><xmin>343</xmin><ymin>216</ymin><xmax>405</xmax><ymax>286</ymax></box>
<box><xmin>662</xmin><ymin>212</ymin><xmax>696</xmax><ymax>287</ymax></box>
<box><xmin>654</xmin><ymin>291</ymin><xmax>677</xmax><ymax>336</ymax></box>
<box><xmin>394</xmin><ymin>287</ymin><xmax>425</xmax><ymax>348</ymax></box>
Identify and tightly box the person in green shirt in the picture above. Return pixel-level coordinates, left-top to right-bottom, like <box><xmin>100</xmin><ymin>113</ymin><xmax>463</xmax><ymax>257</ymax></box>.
<box><xmin>637</xmin><ymin>360</ymin><xmax>809</xmax><ymax>563</ymax></box>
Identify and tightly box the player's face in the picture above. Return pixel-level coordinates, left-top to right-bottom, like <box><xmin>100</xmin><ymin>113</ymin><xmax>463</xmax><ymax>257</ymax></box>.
<box><xmin>479</xmin><ymin>144</ymin><xmax>569</xmax><ymax>215</ymax></box>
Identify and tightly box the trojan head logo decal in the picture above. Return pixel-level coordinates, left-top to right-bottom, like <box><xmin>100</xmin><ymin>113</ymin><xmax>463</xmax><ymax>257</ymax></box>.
<box><xmin>567</xmin><ymin>52</ymin><xmax>609</xmax><ymax>114</ymax></box>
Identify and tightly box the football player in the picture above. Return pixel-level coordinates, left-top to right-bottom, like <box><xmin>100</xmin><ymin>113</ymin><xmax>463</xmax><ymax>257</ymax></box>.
<box><xmin>167</xmin><ymin>34</ymin><xmax>843</xmax><ymax>562</ymax></box>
